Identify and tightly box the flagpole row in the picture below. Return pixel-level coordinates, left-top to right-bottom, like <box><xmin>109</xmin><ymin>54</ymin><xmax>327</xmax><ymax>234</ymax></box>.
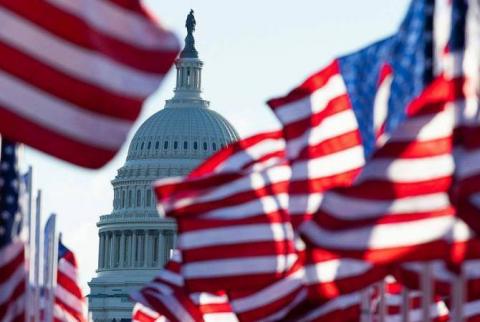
<box><xmin>451</xmin><ymin>268</ymin><xmax>465</xmax><ymax>322</ymax></box>
<box><xmin>401</xmin><ymin>286</ymin><xmax>410</xmax><ymax>322</ymax></box>
<box><xmin>33</xmin><ymin>190</ymin><xmax>42</xmax><ymax>322</ymax></box>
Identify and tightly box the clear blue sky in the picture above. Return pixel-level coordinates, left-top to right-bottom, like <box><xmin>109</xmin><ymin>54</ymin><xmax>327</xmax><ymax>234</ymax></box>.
<box><xmin>21</xmin><ymin>0</ymin><xmax>411</xmax><ymax>292</ymax></box>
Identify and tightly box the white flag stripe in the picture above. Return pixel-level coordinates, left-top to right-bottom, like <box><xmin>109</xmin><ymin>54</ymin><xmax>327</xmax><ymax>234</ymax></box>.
<box><xmin>0</xmin><ymin>239</ymin><xmax>23</xmax><ymax>267</ymax></box>
<box><xmin>388</xmin><ymin>107</ymin><xmax>455</xmax><ymax>142</ymax></box>
<box><xmin>2</xmin><ymin>294</ymin><xmax>25</xmax><ymax>322</ymax></box>
<box><xmin>275</xmin><ymin>74</ymin><xmax>347</xmax><ymax>124</ymax></box>
<box><xmin>58</xmin><ymin>258</ymin><xmax>79</xmax><ymax>282</ymax></box>
<box><xmin>189</xmin><ymin>292</ymin><xmax>229</xmax><ymax>305</ymax></box>
<box><xmin>321</xmin><ymin>192</ymin><xmax>451</xmax><ymax>219</ymax></box>
<box><xmin>357</xmin><ymin>154</ymin><xmax>454</xmax><ymax>183</ymax></box>
<box><xmin>202</xmin><ymin>193</ymin><xmax>289</xmax><ymax>220</ymax></box>
<box><xmin>217</xmin><ymin>139</ymin><xmax>286</xmax><ymax>173</ymax></box>
<box><xmin>182</xmin><ymin>255</ymin><xmax>297</xmax><ymax>278</ymax></box>
<box><xmin>202</xmin><ymin>313</ymin><xmax>239</xmax><ymax>322</ymax></box>
<box><xmin>54</xmin><ymin>303</ymin><xmax>82</xmax><ymax>322</ymax></box>
<box><xmin>456</xmin><ymin>148</ymin><xmax>480</xmax><ymax>179</ymax></box>
<box><xmin>180</xmin><ymin>223</ymin><xmax>293</xmax><ymax>249</ymax></box>
<box><xmin>305</xmin><ymin>259</ymin><xmax>373</xmax><ymax>284</ymax></box>
<box><xmin>0</xmin><ymin>70</ymin><xmax>131</xmax><ymax>149</ymax></box>
<box><xmin>55</xmin><ymin>284</ymin><xmax>86</xmax><ymax>314</ymax></box>
<box><xmin>291</xmin><ymin>145</ymin><xmax>364</xmax><ymax>180</ymax></box>
<box><xmin>46</xmin><ymin>0</ymin><xmax>179</xmax><ymax>50</ymax></box>
<box><xmin>302</xmin><ymin>216</ymin><xmax>456</xmax><ymax>250</ymax></box>
<box><xmin>0</xmin><ymin>7</ymin><xmax>161</xmax><ymax>98</ymax></box>
<box><xmin>287</xmin><ymin>108</ymin><xmax>359</xmax><ymax>158</ymax></box>
<box><xmin>153</xmin><ymin>270</ymin><xmax>184</xmax><ymax>287</ymax></box>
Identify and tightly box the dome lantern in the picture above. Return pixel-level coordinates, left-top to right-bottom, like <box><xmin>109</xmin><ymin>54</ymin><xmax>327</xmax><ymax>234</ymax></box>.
<box><xmin>168</xmin><ymin>10</ymin><xmax>206</xmax><ymax>107</ymax></box>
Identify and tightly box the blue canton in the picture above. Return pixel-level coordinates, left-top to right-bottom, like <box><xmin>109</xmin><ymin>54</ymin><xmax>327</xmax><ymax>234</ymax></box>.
<box><xmin>0</xmin><ymin>138</ymin><xmax>21</xmax><ymax>248</ymax></box>
<box><xmin>338</xmin><ymin>0</ymin><xmax>435</xmax><ymax>157</ymax></box>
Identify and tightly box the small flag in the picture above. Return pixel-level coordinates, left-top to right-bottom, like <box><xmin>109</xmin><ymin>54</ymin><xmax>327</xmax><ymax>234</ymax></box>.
<box><xmin>0</xmin><ymin>138</ymin><xmax>26</xmax><ymax>322</ymax></box>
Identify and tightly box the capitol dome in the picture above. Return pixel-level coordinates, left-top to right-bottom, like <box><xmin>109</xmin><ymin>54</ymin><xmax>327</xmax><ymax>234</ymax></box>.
<box><xmin>88</xmin><ymin>11</ymin><xmax>239</xmax><ymax>321</ymax></box>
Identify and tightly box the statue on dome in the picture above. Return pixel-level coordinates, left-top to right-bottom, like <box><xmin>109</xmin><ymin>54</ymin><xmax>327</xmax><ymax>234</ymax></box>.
<box><xmin>186</xmin><ymin>9</ymin><xmax>196</xmax><ymax>34</ymax></box>
<box><xmin>181</xmin><ymin>9</ymin><xmax>198</xmax><ymax>58</ymax></box>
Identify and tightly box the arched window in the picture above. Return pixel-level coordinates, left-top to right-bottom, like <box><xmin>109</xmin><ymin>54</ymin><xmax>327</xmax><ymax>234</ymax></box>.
<box><xmin>203</xmin><ymin>142</ymin><xmax>208</xmax><ymax>150</ymax></box>
<box><xmin>155</xmin><ymin>141</ymin><xmax>159</xmax><ymax>149</ymax></box>
<box><xmin>146</xmin><ymin>190</ymin><xmax>152</xmax><ymax>207</ymax></box>
<box><xmin>147</xmin><ymin>142</ymin><xmax>151</xmax><ymax>149</ymax></box>
<box><xmin>212</xmin><ymin>142</ymin><xmax>217</xmax><ymax>151</ymax></box>
<box><xmin>164</xmin><ymin>141</ymin><xmax>168</xmax><ymax>149</ymax></box>
<box><xmin>174</xmin><ymin>141</ymin><xmax>178</xmax><ymax>149</ymax></box>
<box><xmin>128</xmin><ymin>190</ymin><xmax>132</xmax><ymax>207</ymax></box>
<box><xmin>121</xmin><ymin>190</ymin><xmax>125</xmax><ymax>208</ymax></box>
<box><xmin>136</xmin><ymin>190</ymin><xmax>141</xmax><ymax>207</ymax></box>
<box><xmin>141</xmin><ymin>142</ymin><xmax>144</xmax><ymax>150</ymax></box>
<box><xmin>184</xmin><ymin>141</ymin><xmax>188</xmax><ymax>149</ymax></box>
<box><xmin>194</xmin><ymin>142</ymin><xmax>198</xmax><ymax>150</ymax></box>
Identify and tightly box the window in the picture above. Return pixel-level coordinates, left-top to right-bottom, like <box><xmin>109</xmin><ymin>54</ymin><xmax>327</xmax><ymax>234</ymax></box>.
<box><xmin>136</xmin><ymin>190</ymin><xmax>141</xmax><ymax>207</ymax></box>
<box><xmin>212</xmin><ymin>142</ymin><xmax>217</xmax><ymax>151</ymax></box>
<box><xmin>146</xmin><ymin>190</ymin><xmax>152</xmax><ymax>207</ymax></box>
<box><xmin>184</xmin><ymin>141</ymin><xmax>188</xmax><ymax>149</ymax></box>
<box><xmin>174</xmin><ymin>141</ymin><xmax>178</xmax><ymax>149</ymax></box>
<box><xmin>140</xmin><ymin>142</ymin><xmax>144</xmax><ymax>150</ymax></box>
<box><xmin>164</xmin><ymin>141</ymin><xmax>168</xmax><ymax>149</ymax></box>
<box><xmin>128</xmin><ymin>190</ymin><xmax>132</xmax><ymax>207</ymax></box>
<box><xmin>121</xmin><ymin>190</ymin><xmax>125</xmax><ymax>208</ymax></box>
<box><xmin>203</xmin><ymin>142</ymin><xmax>207</xmax><ymax>150</ymax></box>
<box><xmin>155</xmin><ymin>141</ymin><xmax>159</xmax><ymax>149</ymax></box>
<box><xmin>147</xmin><ymin>142</ymin><xmax>151</xmax><ymax>149</ymax></box>
<box><xmin>194</xmin><ymin>142</ymin><xmax>198</xmax><ymax>150</ymax></box>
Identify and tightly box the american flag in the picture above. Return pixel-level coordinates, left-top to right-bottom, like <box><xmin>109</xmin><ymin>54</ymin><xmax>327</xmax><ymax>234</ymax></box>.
<box><xmin>267</xmin><ymin>0</ymin><xmax>436</xmax><ymax>228</ymax></box>
<box><xmin>53</xmin><ymin>240</ymin><xmax>86</xmax><ymax>322</ymax></box>
<box><xmin>0</xmin><ymin>0</ymin><xmax>179</xmax><ymax>168</ymax></box>
<box><xmin>0</xmin><ymin>138</ymin><xmax>26</xmax><ymax>322</ymax></box>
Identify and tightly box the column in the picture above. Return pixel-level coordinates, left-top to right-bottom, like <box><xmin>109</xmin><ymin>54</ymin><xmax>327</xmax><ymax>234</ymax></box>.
<box><xmin>119</xmin><ymin>231</ymin><xmax>126</xmax><ymax>268</ymax></box>
<box><xmin>131</xmin><ymin>231</ymin><xmax>137</xmax><ymax>267</ymax></box>
<box><xmin>143</xmin><ymin>231</ymin><xmax>149</xmax><ymax>268</ymax></box>
<box><xmin>98</xmin><ymin>233</ymin><xmax>104</xmax><ymax>269</ymax></box>
<box><xmin>104</xmin><ymin>233</ymin><xmax>110</xmax><ymax>269</ymax></box>
<box><xmin>109</xmin><ymin>232</ymin><xmax>115</xmax><ymax>268</ymax></box>
<box><xmin>158</xmin><ymin>231</ymin><xmax>166</xmax><ymax>267</ymax></box>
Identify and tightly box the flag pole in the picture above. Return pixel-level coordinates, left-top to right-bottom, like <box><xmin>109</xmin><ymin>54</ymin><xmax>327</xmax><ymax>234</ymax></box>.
<box><xmin>421</xmin><ymin>263</ymin><xmax>433</xmax><ymax>322</ymax></box>
<box><xmin>361</xmin><ymin>287</ymin><xmax>372</xmax><ymax>322</ymax></box>
<box><xmin>25</xmin><ymin>166</ymin><xmax>33</xmax><ymax>322</ymax></box>
<box><xmin>33</xmin><ymin>190</ymin><xmax>42</xmax><ymax>322</ymax></box>
<box><xmin>378</xmin><ymin>280</ymin><xmax>386</xmax><ymax>322</ymax></box>
<box><xmin>451</xmin><ymin>267</ymin><xmax>465</xmax><ymax>322</ymax></box>
<box><xmin>401</xmin><ymin>286</ymin><xmax>410</xmax><ymax>322</ymax></box>
<box><xmin>43</xmin><ymin>214</ymin><xmax>58</xmax><ymax>322</ymax></box>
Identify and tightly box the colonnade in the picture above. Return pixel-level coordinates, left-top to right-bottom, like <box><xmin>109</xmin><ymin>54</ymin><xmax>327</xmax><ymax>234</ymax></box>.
<box><xmin>97</xmin><ymin>229</ymin><xmax>175</xmax><ymax>270</ymax></box>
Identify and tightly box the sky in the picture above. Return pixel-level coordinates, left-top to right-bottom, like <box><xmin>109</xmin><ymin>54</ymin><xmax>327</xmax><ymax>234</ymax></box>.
<box><xmin>21</xmin><ymin>1</ymin><xmax>412</xmax><ymax>294</ymax></box>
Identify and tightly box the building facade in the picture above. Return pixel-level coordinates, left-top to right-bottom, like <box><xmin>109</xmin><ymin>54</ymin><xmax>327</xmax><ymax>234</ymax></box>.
<box><xmin>88</xmin><ymin>12</ymin><xmax>239</xmax><ymax>321</ymax></box>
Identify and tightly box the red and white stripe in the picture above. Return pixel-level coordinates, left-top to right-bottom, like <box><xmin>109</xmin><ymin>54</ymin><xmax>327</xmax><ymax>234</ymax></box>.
<box><xmin>0</xmin><ymin>240</ymin><xmax>26</xmax><ymax>322</ymax></box>
<box><xmin>131</xmin><ymin>253</ymin><xmax>238</xmax><ymax>322</ymax></box>
<box><xmin>0</xmin><ymin>0</ymin><xmax>179</xmax><ymax>168</ymax></box>
<box><xmin>267</xmin><ymin>60</ymin><xmax>365</xmax><ymax>228</ymax></box>
<box><xmin>54</xmin><ymin>246</ymin><xmax>86</xmax><ymax>322</ymax></box>
<box><xmin>155</xmin><ymin>160</ymin><xmax>297</xmax><ymax>292</ymax></box>
<box><xmin>301</xmin><ymin>75</ymin><xmax>470</xmax><ymax>269</ymax></box>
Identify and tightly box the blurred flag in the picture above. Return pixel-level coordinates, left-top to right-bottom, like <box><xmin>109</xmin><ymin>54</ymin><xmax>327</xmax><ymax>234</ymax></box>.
<box><xmin>0</xmin><ymin>0</ymin><xmax>179</xmax><ymax>168</ymax></box>
<box><xmin>0</xmin><ymin>138</ymin><xmax>26</xmax><ymax>322</ymax></box>
<box><xmin>267</xmin><ymin>0</ymin><xmax>436</xmax><ymax>227</ymax></box>
<box><xmin>53</xmin><ymin>239</ymin><xmax>86</xmax><ymax>322</ymax></box>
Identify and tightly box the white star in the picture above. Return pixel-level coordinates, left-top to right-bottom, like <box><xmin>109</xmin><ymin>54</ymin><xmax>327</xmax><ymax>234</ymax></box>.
<box><xmin>10</xmin><ymin>179</ymin><xmax>18</xmax><ymax>190</ymax></box>
<box><xmin>1</xmin><ymin>162</ymin><xmax>9</xmax><ymax>171</ymax></box>
<box><xmin>1</xmin><ymin>211</ymin><xmax>9</xmax><ymax>220</ymax></box>
<box><xmin>6</xmin><ymin>195</ymin><xmax>14</xmax><ymax>204</ymax></box>
<box><xmin>4</xmin><ymin>146</ymin><xmax>13</xmax><ymax>155</ymax></box>
<box><xmin>0</xmin><ymin>177</ymin><xmax>4</xmax><ymax>187</ymax></box>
